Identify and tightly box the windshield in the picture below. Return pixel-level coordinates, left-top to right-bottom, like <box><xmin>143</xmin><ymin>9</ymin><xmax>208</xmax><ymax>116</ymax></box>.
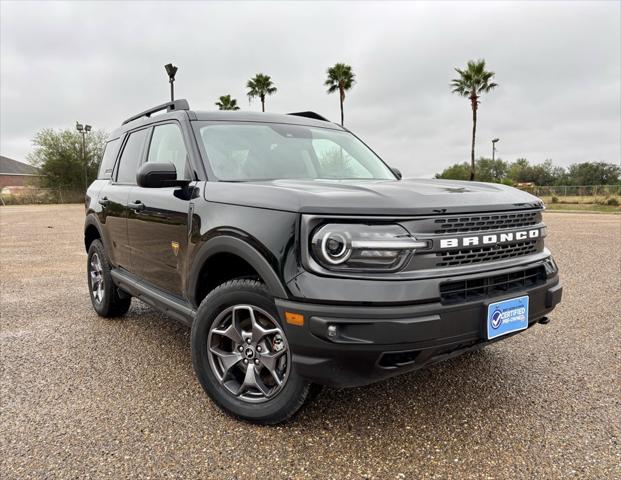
<box><xmin>196</xmin><ymin>122</ymin><xmax>396</xmax><ymax>181</ymax></box>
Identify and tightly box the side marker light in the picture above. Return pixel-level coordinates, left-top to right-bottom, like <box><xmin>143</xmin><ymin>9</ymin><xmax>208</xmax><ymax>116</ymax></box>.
<box><xmin>285</xmin><ymin>311</ymin><xmax>304</xmax><ymax>326</ymax></box>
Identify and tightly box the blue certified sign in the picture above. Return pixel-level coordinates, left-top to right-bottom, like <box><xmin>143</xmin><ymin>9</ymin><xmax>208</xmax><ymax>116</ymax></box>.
<box><xmin>486</xmin><ymin>295</ymin><xmax>529</xmax><ymax>340</ymax></box>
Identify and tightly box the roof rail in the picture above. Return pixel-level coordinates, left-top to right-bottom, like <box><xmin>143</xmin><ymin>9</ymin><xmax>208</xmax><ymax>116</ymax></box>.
<box><xmin>287</xmin><ymin>111</ymin><xmax>330</xmax><ymax>122</ymax></box>
<box><xmin>122</xmin><ymin>99</ymin><xmax>190</xmax><ymax>125</ymax></box>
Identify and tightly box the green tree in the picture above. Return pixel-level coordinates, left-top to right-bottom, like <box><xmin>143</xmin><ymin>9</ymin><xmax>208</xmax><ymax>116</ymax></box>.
<box><xmin>436</xmin><ymin>158</ymin><xmax>620</xmax><ymax>186</ymax></box>
<box><xmin>435</xmin><ymin>162</ymin><xmax>471</xmax><ymax>180</ymax></box>
<box><xmin>451</xmin><ymin>59</ymin><xmax>498</xmax><ymax>181</ymax></box>
<box><xmin>324</xmin><ymin>63</ymin><xmax>356</xmax><ymax>126</ymax></box>
<box><xmin>529</xmin><ymin>159</ymin><xmax>558</xmax><ymax>186</ymax></box>
<box><xmin>476</xmin><ymin>157</ymin><xmax>509</xmax><ymax>183</ymax></box>
<box><xmin>550</xmin><ymin>163</ymin><xmax>568</xmax><ymax>186</ymax></box>
<box><xmin>246</xmin><ymin>73</ymin><xmax>277</xmax><ymax>112</ymax></box>
<box><xmin>436</xmin><ymin>158</ymin><xmax>508</xmax><ymax>182</ymax></box>
<box><xmin>215</xmin><ymin>95</ymin><xmax>240</xmax><ymax>111</ymax></box>
<box><xmin>504</xmin><ymin>158</ymin><xmax>561</xmax><ymax>185</ymax></box>
<box><xmin>565</xmin><ymin>162</ymin><xmax>621</xmax><ymax>185</ymax></box>
<box><xmin>27</xmin><ymin>127</ymin><xmax>106</xmax><ymax>190</ymax></box>
<box><xmin>507</xmin><ymin>158</ymin><xmax>532</xmax><ymax>183</ymax></box>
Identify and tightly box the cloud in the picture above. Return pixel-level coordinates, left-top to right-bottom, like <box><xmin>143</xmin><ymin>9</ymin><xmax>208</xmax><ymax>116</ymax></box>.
<box><xmin>1</xmin><ymin>0</ymin><xmax>619</xmax><ymax>177</ymax></box>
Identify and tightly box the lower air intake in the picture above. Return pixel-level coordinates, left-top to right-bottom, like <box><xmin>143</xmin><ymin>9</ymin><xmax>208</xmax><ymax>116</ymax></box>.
<box><xmin>440</xmin><ymin>266</ymin><xmax>547</xmax><ymax>304</ymax></box>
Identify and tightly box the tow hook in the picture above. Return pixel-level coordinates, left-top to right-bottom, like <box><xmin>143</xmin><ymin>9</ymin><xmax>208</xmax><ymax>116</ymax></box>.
<box><xmin>538</xmin><ymin>316</ymin><xmax>550</xmax><ymax>325</ymax></box>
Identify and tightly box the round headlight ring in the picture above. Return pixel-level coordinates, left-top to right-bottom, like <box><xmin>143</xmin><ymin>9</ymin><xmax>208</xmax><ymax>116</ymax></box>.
<box><xmin>320</xmin><ymin>232</ymin><xmax>352</xmax><ymax>265</ymax></box>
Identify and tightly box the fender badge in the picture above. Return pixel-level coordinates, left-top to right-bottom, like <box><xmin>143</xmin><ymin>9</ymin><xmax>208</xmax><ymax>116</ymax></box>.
<box><xmin>171</xmin><ymin>241</ymin><xmax>179</xmax><ymax>256</ymax></box>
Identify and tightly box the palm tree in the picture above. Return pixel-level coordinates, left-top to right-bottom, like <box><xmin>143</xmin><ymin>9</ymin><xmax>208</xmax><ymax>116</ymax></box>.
<box><xmin>246</xmin><ymin>73</ymin><xmax>277</xmax><ymax>112</ymax></box>
<box><xmin>324</xmin><ymin>63</ymin><xmax>355</xmax><ymax>126</ymax></box>
<box><xmin>215</xmin><ymin>95</ymin><xmax>240</xmax><ymax>111</ymax></box>
<box><xmin>451</xmin><ymin>59</ymin><xmax>498</xmax><ymax>181</ymax></box>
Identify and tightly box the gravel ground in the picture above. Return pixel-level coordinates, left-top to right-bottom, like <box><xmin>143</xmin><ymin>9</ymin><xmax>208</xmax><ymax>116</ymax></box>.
<box><xmin>1</xmin><ymin>205</ymin><xmax>619</xmax><ymax>479</ymax></box>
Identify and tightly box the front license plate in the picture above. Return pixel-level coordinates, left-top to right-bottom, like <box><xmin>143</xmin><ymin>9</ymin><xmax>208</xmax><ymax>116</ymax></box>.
<box><xmin>486</xmin><ymin>295</ymin><xmax>529</xmax><ymax>340</ymax></box>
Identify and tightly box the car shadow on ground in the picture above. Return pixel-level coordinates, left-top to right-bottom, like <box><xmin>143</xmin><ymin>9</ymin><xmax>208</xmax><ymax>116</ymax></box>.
<box><xmin>293</xmin><ymin>348</ymin><xmax>530</xmax><ymax>430</ymax></box>
<box><xmin>123</xmin><ymin>300</ymin><xmax>534</xmax><ymax>432</ymax></box>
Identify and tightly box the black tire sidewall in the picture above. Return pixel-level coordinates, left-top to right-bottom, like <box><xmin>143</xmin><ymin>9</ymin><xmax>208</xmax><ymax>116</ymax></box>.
<box><xmin>87</xmin><ymin>239</ymin><xmax>130</xmax><ymax>317</ymax></box>
<box><xmin>191</xmin><ymin>280</ymin><xmax>309</xmax><ymax>424</ymax></box>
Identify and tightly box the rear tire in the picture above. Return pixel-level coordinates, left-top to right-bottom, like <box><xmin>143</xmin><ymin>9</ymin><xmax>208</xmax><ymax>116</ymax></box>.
<box><xmin>87</xmin><ymin>239</ymin><xmax>131</xmax><ymax>318</ymax></box>
<box><xmin>191</xmin><ymin>279</ymin><xmax>312</xmax><ymax>424</ymax></box>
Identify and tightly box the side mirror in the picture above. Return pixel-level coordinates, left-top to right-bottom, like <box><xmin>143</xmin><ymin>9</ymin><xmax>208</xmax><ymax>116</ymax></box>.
<box><xmin>137</xmin><ymin>162</ymin><xmax>190</xmax><ymax>188</ymax></box>
<box><xmin>391</xmin><ymin>167</ymin><xmax>402</xmax><ymax>180</ymax></box>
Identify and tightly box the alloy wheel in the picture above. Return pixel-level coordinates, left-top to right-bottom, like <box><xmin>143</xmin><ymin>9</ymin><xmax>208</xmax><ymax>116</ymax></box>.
<box><xmin>89</xmin><ymin>252</ymin><xmax>104</xmax><ymax>303</ymax></box>
<box><xmin>207</xmin><ymin>305</ymin><xmax>290</xmax><ymax>403</ymax></box>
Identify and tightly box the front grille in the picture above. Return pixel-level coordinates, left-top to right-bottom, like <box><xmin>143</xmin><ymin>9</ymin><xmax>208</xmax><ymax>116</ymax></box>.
<box><xmin>440</xmin><ymin>265</ymin><xmax>546</xmax><ymax>304</ymax></box>
<box><xmin>433</xmin><ymin>211</ymin><xmax>540</xmax><ymax>234</ymax></box>
<box><xmin>436</xmin><ymin>239</ymin><xmax>538</xmax><ymax>267</ymax></box>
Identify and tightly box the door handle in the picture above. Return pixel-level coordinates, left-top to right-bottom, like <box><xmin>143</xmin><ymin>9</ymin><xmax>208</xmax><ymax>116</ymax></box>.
<box><xmin>98</xmin><ymin>197</ymin><xmax>110</xmax><ymax>206</ymax></box>
<box><xmin>128</xmin><ymin>200</ymin><xmax>145</xmax><ymax>211</ymax></box>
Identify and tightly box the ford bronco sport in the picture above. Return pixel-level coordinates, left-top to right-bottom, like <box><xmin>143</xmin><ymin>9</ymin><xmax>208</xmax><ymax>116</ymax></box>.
<box><xmin>84</xmin><ymin>99</ymin><xmax>562</xmax><ymax>424</ymax></box>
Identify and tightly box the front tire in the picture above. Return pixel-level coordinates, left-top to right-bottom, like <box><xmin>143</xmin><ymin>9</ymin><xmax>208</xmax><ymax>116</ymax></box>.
<box><xmin>87</xmin><ymin>239</ymin><xmax>131</xmax><ymax>318</ymax></box>
<box><xmin>191</xmin><ymin>279</ymin><xmax>312</xmax><ymax>424</ymax></box>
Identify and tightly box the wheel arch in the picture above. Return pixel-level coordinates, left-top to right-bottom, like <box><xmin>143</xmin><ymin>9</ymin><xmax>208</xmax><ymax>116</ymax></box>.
<box><xmin>188</xmin><ymin>236</ymin><xmax>289</xmax><ymax>308</ymax></box>
<box><xmin>84</xmin><ymin>214</ymin><xmax>104</xmax><ymax>252</ymax></box>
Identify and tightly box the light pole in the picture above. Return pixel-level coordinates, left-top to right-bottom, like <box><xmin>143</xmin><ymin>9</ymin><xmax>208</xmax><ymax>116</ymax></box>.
<box><xmin>165</xmin><ymin>63</ymin><xmax>178</xmax><ymax>101</ymax></box>
<box><xmin>76</xmin><ymin>122</ymin><xmax>92</xmax><ymax>193</ymax></box>
<box><xmin>492</xmin><ymin>138</ymin><xmax>500</xmax><ymax>161</ymax></box>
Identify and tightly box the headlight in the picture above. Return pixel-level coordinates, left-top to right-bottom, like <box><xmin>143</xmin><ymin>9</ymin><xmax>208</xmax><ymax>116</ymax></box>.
<box><xmin>310</xmin><ymin>223</ymin><xmax>429</xmax><ymax>272</ymax></box>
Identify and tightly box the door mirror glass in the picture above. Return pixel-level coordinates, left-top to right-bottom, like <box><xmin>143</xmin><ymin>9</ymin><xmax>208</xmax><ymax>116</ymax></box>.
<box><xmin>137</xmin><ymin>162</ymin><xmax>190</xmax><ymax>188</ymax></box>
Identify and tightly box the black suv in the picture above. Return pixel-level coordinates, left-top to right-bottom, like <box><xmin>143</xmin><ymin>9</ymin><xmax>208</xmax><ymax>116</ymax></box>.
<box><xmin>84</xmin><ymin>99</ymin><xmax>562</xmax><ymax>424</ymax></box>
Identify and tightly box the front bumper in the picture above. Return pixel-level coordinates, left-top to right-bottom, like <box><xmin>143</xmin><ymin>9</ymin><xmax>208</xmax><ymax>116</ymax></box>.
<box><xmin>276</xmin><ymin>265</ymin><xmax>562</xmax><ymax>388</ymax></box>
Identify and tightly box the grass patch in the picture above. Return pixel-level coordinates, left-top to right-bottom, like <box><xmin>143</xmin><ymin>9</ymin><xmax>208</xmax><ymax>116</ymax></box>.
<box><xmin>544</xmin><ymin>203</ymin><xmax>620</xmax><ymax>213</ymax></box>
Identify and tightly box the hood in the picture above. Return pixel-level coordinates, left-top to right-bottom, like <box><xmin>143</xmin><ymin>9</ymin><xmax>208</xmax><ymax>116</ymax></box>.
<box><xmin>203</xmin><ymin>178</ymin><xmax>543</xmax><ymax>215</ymax></box>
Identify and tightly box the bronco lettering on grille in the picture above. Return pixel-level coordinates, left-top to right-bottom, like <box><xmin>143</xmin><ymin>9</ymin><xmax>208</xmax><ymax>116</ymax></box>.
<box><xmin>439</xmin><ymin>229</ymin><xmax>541</xmax><ymax>249</ymax></box>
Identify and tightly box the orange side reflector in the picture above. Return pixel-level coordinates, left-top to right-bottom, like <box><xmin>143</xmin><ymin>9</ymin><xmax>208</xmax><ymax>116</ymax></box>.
<box><xmin>285</xmin><ymin>311</ymin><xmax>304</xmax><ymax>326</ymax></box>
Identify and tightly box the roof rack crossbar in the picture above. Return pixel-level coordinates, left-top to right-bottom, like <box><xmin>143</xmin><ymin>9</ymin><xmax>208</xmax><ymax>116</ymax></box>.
<box><xmin>287</xmin><ymin>111</ymin><xmax>330</xmax><ymax>122</ymax></box>
<box><xmin>122</xmin><ymin>99</ymin><xmax>190</xmax><ymax>125</ymax></box>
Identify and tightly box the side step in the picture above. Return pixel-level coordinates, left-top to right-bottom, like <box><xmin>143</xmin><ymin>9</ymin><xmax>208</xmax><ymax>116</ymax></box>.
<box><xmin>110</xmin><ymin>269</ymin><xmax>196</xmax><ymax>327</ymax></box>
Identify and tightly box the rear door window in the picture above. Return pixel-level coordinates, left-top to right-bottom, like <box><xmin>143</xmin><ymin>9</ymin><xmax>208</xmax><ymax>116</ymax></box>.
<box><xmin>116</xmin><ymin>129</ymin><xmax>149</xmax><ymax>184</ymax></box>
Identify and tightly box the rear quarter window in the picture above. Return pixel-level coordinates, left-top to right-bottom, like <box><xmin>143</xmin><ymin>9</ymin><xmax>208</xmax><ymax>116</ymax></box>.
<box><xmin>97</xmin><ymin>139</ymin><xmax>121</xmax><ymax>179</ymax></box>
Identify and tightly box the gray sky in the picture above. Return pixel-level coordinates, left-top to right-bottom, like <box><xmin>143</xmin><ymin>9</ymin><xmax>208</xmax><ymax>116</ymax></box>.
<box><xmin>1</xmin><ymin>0</ymin><xmax>619</xmax><ymax>177</ymax></box>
